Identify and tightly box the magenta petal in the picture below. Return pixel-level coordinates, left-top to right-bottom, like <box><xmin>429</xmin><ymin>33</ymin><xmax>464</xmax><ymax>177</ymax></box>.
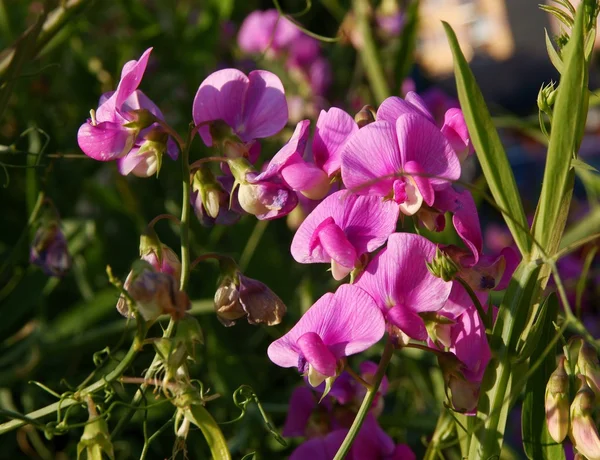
<box><xmin>355</xmin><ymin>233</ymin><xmax>452</xmax><ymax>315</ymax></box>
<box><xmin>267</xmin><ymin>284</ymin><xmax>385</xmax><ymax>369</ymax></box>
<box><xmin>239</xmin><ymin>70</ymin><xmax>288</xmax><ymax>142</ymax></box>
<box><xmin>77</xmin><ymin>121</ymin><xmax>132</xmax><ymax>161</ymax></box>
<box><xmin>341</xmin><ymin>121</ymin><xmax>402</xmax><ymax>196</ymax></box>
<box><xmin>282</xmin><ymin>386</ymin><xmax>317</xmax><ymax>437</ymax></box>
<box><xmin>376</xmin><ymin>93</ymin><xmax>434</xmax><ymax>123</ymax></box>
<box><xmin>404</xmin><ymin>160</ymin><xmax>434</xmax><ymax>206</ymax></box>
<box><xmin>290</xmin><ymin>430</ymin><xmax>347</xmax><ymax>460</ymax></box>
<box><xmin>441</xmin><ymin>108</ymin><xmax>472</xmax><ymax>159</ymax></box>
<box><xmin>313</xmin><ymin>108</ymin><xmax>358</xmax><ymax>176</ymax></box>
<box><xmin>192</xmin><ymin>68</ymin><xmax>248</xmax><ymax>146</ymax></box>
<box><xmin>315</xmin><ymin>219</ymin><xmax>357</xmax><ymax>268</ymax></box>
<box><xmin>115</xmin><ymin>48</ymin><xmax>152</xmax><ymax>111</ymax></box>
<box><xmin>435</xmin><ymin>188</ymin><xmax>483</xmax><ymax>264</ymax></box>
<box><xmin>241</xmin><ymin>177</ymin><xmax>299</xmax><ymax>220</ymax></box>
<box><xmin>253</xmin><ymin>120</ymin><xmax>310</xmax><ymax>182</ymax></box>
<box><xmin>451</xmin><ymin>305</ymin><xmax>491</xmax><ymax>382</ymax></box>
<box><xmin>352</xmin><ymin>414</ymin><xmax>397</xmax><ymax>460</ymax></box>
<box><xmin>441</xmin><ymin>282</ymin><xmax>488</xmax><ymax>319</ymax></box>
<box><xmin>396</xmin><ymin>114</ymin><xmax>461</xmax><ymax>189</ymax></box>
<box><xmin>282</xmin><ymin>162</ymin><xmax>329</xmax><ymax>192</ymax></box>
<box><xmin>291</xmin><ymin>190</ymin><xmax>399</xmax><ymax>264</ymax></box>
<box><xmin>297</xmin><ymin>332</ymin><xmax>337</xmax><ymax>376</ymax></box>
<box><xmin>387</xmin><ymin>306</ymin><xmax>428</xmax><ymax>340</ymax></box>
<box><xmin>497</xmin><ymin>247</ymin><xmax>520</xmax><ymax>290</ymax></box>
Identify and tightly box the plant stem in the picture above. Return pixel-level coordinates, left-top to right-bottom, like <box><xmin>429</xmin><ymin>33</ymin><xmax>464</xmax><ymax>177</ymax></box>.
<box><xmin>352</xmin><ymin>0</ymin><xmax>390</xmax><ymax>104</ymax></box>
<box><xmin>333</xmin><ymin>339</ymin><xmax>394</xmax><ymax>459</ymax></box>
<box><xmin>423</xmin><ymin>409</ymin><xmax>454</xmax><ymax>460</ymax></box>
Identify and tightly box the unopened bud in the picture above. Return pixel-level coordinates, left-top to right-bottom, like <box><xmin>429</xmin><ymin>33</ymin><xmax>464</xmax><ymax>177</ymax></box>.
<box><xmin>124</xmin><ymin>108</ymin><xmax>156</xmax><ymax>131</ymax></box>
<box><xmin>426</xmin><ymin>248</ymin><xmax>460</xmax><ymax>282</ymax></box>
<box><xmin>354</xmin><ymin>105</ymin><xmax>377</xmax><ymax>128</ymax></box>
<box><xmin>537</xmin><ymin>82</ymin><xmax>557</xmax><ymax>115</ymax></box>
<box><xmin>438</xmin><ymin>351</ymin><xmax>478</xmax><ymax>413</ymax></box>
<box><xmin>577</xmin><ymin>341</ymin><xmax>600</xmax><ymax>398</ymax></box>
<box><xmin>30</xmin><ymin>221</ymin><xmax>71</xmax><ymax>277</ymax></box>
<box><xmin>422</xmin><ymin>312</ymin><xmax>455</xmax><ymax>348</ymax></box>
<box><xmin>545</xmin><ymin>356</ymin><xmax>570</xmax><ymax>443</ymax></box>
<box><xmin>570</xmin><ymin>375</ymin><xmax>600</xmax><ymax>460</ymax></box>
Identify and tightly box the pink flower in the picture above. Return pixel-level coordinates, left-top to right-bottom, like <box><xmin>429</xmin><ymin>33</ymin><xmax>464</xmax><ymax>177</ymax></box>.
<box><xmin>268</xmin><ymin>284</ymin><xmax>385</xmax><ymax>387</ymax></box>
<box><xmin>238</xmin><ymin>10</ymin><xmax>300</xmax><ymax>57</ymax></box>
<box><xmin>355</xmin><ymin>233</ymin><xmax>453</xmax><ymax>340</ymax></box>
<box><xmin>192</xmin><ymin>68</ymin><xmax>288</xmax><ymax>147</ymax></box>
<box><xmin>291</xmin><ymin>190</ymin><xmax>399</xmax><ymax>280</ymax></box>
<box><xmin>341</xmin><ymin>102</ymin><xmax>460</xmax><ymax>216</ymax></box>
<box><xmin>313</xmin><ymin>108</ymin><xmax>359</xmax><ymax>177</ymax></box>
<box><xmin>77</xmin><ymin>48</ymin><xmax>178</xmax><ymax>168</ymax></box>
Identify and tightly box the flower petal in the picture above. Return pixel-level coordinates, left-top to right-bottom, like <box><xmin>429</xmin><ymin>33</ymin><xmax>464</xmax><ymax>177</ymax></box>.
<box><xmin>376</xmin><ymin>92</ymin><xmax>434</xmax><ymax>123</ymax></box>
<box><xmin>282</xmin><ymin>386</ymin><xmax>317</xmax><ymax>437</ymax></box>
<box><xmin>291</xmin><ymin>190</ymin><xmax>399</xmax><ymax>264</ymax></box>
<box><xmin>441</xmin><ymin>108</ymin><xmax>472</xmax><ymax>160</ymax></box>
<box><xmin>355</xmin><ymin>233</ymin><xmax>452</xmax><ymax>315</ymax></box>
<box><xmin>313</xmin><ymin>108</ymin><xmax>358</xmax><ymax>176</ymax></box>
<box><xmin>396</xmin><ymin>114</ymin><xmax>461</xmax><ymax>189</ymax></box>
<box><xmin>239</xmin><ymin>70</ymin><xmax>288</xmax><ymax>142</ymax></box>
<box><xmin>387</xmin><ymin>306</ymin><xmax>428</xmax><ymax>340</ymax></box>
<box><xmin>341</xmin><ymin>120</ymin><xmax>401</xmax><ymax>196</ymax></box>
<box><xmin>115</xmin><ymin>48</ymin><xmax>153</xmax><ymax>111</ymax></box>
<box><xmin>77</xmin><ymin>121</ymin><xmax>132</xmax><ymax>161</ymax></box>
<box><xmin>297</xmin><ymin>332</ymin><xmax>337</xmax><ymax>377</ymax></box>
<box><xmin>193</xmin><ymin>68</ymin><xmax>248</xmax><ymax>146</ymax></box>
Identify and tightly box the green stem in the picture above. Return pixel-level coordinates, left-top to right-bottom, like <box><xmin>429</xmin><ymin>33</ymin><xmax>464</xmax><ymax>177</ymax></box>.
<box><xmin>333</xmin><ymin>339</ymin><xmax>394</xmax><ymax>459</ymax></box>
<box><xmin>352</xmin><ymin>0</ymin><xmax>390</xmax><ymax>104</ymax></box>
<box><xmin>423</xmin><ymin>409</ymin><xmax>454</xmax><ymax>460</ymax></box>
<box><xmin>0</xmin><ymin>327</ymin><xmax>144</xmax><ymax>435</ymax></box>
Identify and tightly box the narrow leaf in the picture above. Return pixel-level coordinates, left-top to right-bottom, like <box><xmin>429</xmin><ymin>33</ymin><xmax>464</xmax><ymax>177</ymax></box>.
<box><xmin>545</xmin><ymin>29</ymin><xmax>564</xmax><ymax>73</ymax></box>
<box><xmin>532</xmin><ymin>5</ymin><xmax>586</xmax><ymax>257</ymax></box>
<box><xmin>443</xmin><ymin>22</ymin><xmax>531</xmax><ymax>257</ymax></box>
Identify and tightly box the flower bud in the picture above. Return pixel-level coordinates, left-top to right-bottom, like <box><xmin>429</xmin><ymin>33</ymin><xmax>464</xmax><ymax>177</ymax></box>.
<box><xmin>577</xmin><ymin>341</ymin><xmax>600</xmax><ymax>398</ymax></box>
<box><xmin>438</xmin><ymin>350</ymin><xmax>478</xmax><ymax>413</ymax></box>
<box><xmin>139</xmin><ymin>233</ymin><xmax>182</xmax><ymax>282</ymax></box>
<box><xmin>123</xmin><ymin>108</ymin><xmax>157</xmax><ymax>131</ymax></box>
<box><xmin>214</xmin><ymin>265</ymin><xmax>286</xmax><ymax>326</ymax></box>
<box><xmin>354</xmin><ymin>105</ymin><xmax>377</xmax><ymax>128</ymax></box>
<box><xmin>570</xmin><ymin>375</ymin><xmax>600</xmax><ymax>460</ymax></box>
<box><xmin>30</xmin><ymin>221</ymin><xmax>71</xmax><ymax>277</ymax></box>
<box><xmin>537</xmin><ymin>82</ymin><xmax>557</xmax><ymax>115</ymax></box>
<box><xmin>545</xmin><ymin>356</ymin><xmax>570</xmax><ymax>443</ymax></box>
<box><xmin>426</xmin><ymin>248</ymin><xmax>460</xmax><ymax>282</ymax></box>
<box><xmin>123</xmin><ymin>261</ymin><xmax>190</xmax><ymax>322</ymax></box>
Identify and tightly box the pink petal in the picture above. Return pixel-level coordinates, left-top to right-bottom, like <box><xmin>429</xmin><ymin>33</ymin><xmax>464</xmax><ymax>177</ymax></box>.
<box><xmin>267</xmin><ymin>284</ymin><xmax>384</xmax><ymax>369</ymax></box>
<box><xmin>77</xmin><ymin>121</ymin><xmax>132</xmax><ymax>161</ymax></box>
<box><xmin>396</xmin><ymin>114</ymin><xmax>461</xmax><ymax>189</ymax></box>
<box><xmin>282</xmin><ymin>386</ymin><xmax>317</xmax><ymax>437</ymax></box>
<box><xmin>281</xmin><ymin>162</ymin><xmax>329</xmax><ymax>194</ymax></box>
<box><xmin>441</xmin><ymin>108</ymin><xmax>472</xmax><ymax>160</ymax></box>
<box><xmin>440</xmin><ymin>282</ymin><xmax>487</xmax><ymax>319</ymax></box>
<box><xmin>117</xmin><ymin>148</ymin><xmax>157</xmax><ymax>177</ymax></box>
<box><xmin>297</xmin><ymin>332</ymin><xmax>337</xmax><ymax>377</ymax></box>
<box><xmin>496</xmin><ymin>247</ymin><xmax>520</xmax><ymax>290</ymax></box>
<box><xmin>313</xmin><ymin>108</ymin><xmax>358</xmax><ymax>176</ymax></box>
<box><xmin>355</xmin><ymin>233</ymin><xmax>452</xmax><ymax>315</ymax></box>
<box><xmin>376</xmin><ymin>93</ymin><xmax>434</xmax><ymax>123</ymax></box>
<box><xmin>404</xmin><ymin>160</ymin><xmax>434</xmax><ymax>206</ymax></box>
<box><xmin>341</xmin><ymin>121</ymin><xmax>402</xmax><ymax>196</ymax></box>
<box><xmin>291</xmin><ymin>190</ymin><xmax>399</xmax><ymax>264</ymax></box>
<box><xmin>352</xmin><ymin>414</ymin><xmax>397</xmax><ymax>459</ymax></box>
<box><xmin>451</xmin><ymin>305</ymin><xmax>491</xmax><ymax>382</ymax></box>
<box><xmin>253</xmin><ymin>120</ymin><xmax>310</xmax><ymax>182</ymax></box>
<box><xmin>290</xmin><ymin>430</ymin><xmax>348</xmax><ymax>460</ymax></box>
<box><xmin>435</xmin><ymin>188</ymin><xmax>483</xmax><ymax>264</ymax></box>
<box><xmin>115</xmin><ymin>48</ymin><xmax>153</xmax><ymax>111</ymax></box>
<box><xmin>239</xmin><ymin>70</ymin><xmax>288</xmax><ymax>142</ymax></box>
<box><xmin>314</xmin><ymin>219</ymin><xmax>357</xmax><ymax>268</ymax></box>
<box><xmin>192</xmin><ymin>68</ymin><xmax>248</xmax><ymax>146</ymax></box>
<box><xmin>387</xmin><ymin>306</ymin><xmax>428</xmax><ymax>340</ymax></box>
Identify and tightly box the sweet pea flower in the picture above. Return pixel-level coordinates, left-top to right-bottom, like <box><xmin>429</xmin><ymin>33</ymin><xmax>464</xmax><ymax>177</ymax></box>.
<box><xmin>341</xmin><ymin>106</ymin><xmax>460</xmax><ymax>216</ymax></box>
<box><xmin>77</xmin><ymin>48</ymin><xmax>178</xmax><ymax>171</ymax></box>
<box><xmin>291</xmin><ymin>190</ymin><xmax>399</xmax><ymax>280</ymax></box>
<box><xmin>192</xmin><ymin>68</ymin><xmax>288</xmax><ymax>147</ymax></box>
<box><xmin>238</xmin><ymin>10</ymin><xmax>300</xmax><ymax>57</ymax></box>
<box><xmin>355</xmin><ymin>233</ymin><xmax>453</xmax><ymax>340</ymax></box>
<box><xmin>313</xmin><ymin>108</ymin><xmax>359</xmax><ymax>177</ymax></box>
<box><xmin>268</xmin><ymin>284</ymin><xmax>385</xmax><ymax>387</ymax></box>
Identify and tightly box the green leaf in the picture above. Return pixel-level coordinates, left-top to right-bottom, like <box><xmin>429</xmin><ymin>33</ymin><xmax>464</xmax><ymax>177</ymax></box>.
<box><xmin>561</xmin><ymin>206</ymin><xmax>600</xmax><ymax>248</ymax></box>
<box><xmin>443</xmin><ymin>22</ymin><xmax>531</xmax><ymax>257</ymax></box>
<box><xmin>522</xmin><ymin>294</ymin><xmax>564</xmax><ymax>460</ymax></box>
<box><xmin>572</xmin><ymin>158</ymin><xmax>599</xmax><ymax>172</ymax></box>
<box><xmin>532</xmin><ymin>5</ymin><xmax>586</xmax><ymax>257</ymax></box>
<box><xmin>545</xmin><ymin>29</ymin><xmax>564</xmax><ymax>73</ymax></box>
<box><xmin>185</xmin><ymin>405</ymin><xmax>231</xmax><ymax>460</ymax></box>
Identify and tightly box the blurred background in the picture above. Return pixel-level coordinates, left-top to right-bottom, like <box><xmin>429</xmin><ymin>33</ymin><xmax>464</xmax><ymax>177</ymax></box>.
<box><xmin>0</xmin><ymin>0</ymin><xmax>599</xmax><ymax>458</ymax></box>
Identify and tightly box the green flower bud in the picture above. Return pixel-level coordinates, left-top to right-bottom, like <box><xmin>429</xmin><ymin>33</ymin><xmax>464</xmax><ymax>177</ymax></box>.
<box><xmin>545</xmin><ymin>356</ymin><xmax>570</xmax><ymax>443</ymax></box>
<box><xmin>354</xmin><ymin>105</ymin><xmax>377</xmax><ymax>128</ymax></box>
<box><xmin>538</xmin><ymin>82</ymin><xmax>557</xmax><ymax>115</ymax></box>
<box><xmin>426</xmin><ymin>248</ymin><xmax>460</xmax><ymax>282</ymax></box>
<box><xmin>77</xmin><ymin>409</ymin><xmax>114</xmax><ymax>460</ymax></box>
